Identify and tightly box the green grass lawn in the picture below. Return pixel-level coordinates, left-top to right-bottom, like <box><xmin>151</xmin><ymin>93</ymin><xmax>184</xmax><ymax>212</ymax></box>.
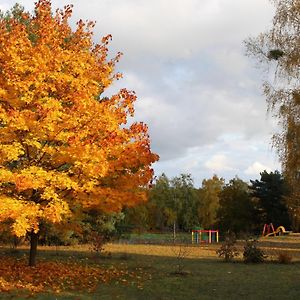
<box><xmin>123</xmin><ymin>232</ymin><xmax>191</xmax><ymax>244</ymax></box>
<box><xmin>1</xmin><ymin>245</ymin><xmax>300</xmax><ymax>300</ymax></box>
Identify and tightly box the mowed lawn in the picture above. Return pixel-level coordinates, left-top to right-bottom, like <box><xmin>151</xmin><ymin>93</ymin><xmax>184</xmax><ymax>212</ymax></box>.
<box><xmin>1</xmin><ymin>236</ymin><xmax>300</xmax><ymax>299</ymax></box>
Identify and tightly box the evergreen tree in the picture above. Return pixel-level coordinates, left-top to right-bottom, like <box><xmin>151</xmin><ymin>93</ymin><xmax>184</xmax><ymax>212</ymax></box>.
<box><xmin>250</xmin><ymin>170</ymin><xmax>291</xmax><ymax>229</ymax></box>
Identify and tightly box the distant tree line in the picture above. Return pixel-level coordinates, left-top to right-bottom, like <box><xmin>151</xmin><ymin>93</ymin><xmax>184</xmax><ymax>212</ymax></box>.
<box><xmin>120</xmin><ymin>171</ymin><xmax>292</xmax><ymax>236</ymax></box>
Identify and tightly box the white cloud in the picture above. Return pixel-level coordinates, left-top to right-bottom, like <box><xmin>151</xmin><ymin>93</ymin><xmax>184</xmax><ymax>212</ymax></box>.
<box><xmin>0</xmin><ymin>2</ymin><xmax>12</xmax><ymax>12</ymax></box>
<box><xmin>10</xmin><ymin>0</ymin><xmax>272</xmax><ymax>60</ymax></box>
<box><xmin>205</xmin><ymin>154</ymin><xmax>234</xmax><ymax>172</ymax></box>
<box><xmin>244</xmin><ymin>162</ymin><xmax>273</xmax><ymax>176</ymax></box>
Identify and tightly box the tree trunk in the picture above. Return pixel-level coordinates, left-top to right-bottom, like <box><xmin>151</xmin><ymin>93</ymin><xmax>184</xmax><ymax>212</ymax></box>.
<box><xmin>29</xmin><ymin>231</ymin><xmax>39</xmax><ymax>267</ymax></box>
<box><xmin>173</xmin><ymin>221</ymin><xmax>176</xmax><ymax>242</ymax></box>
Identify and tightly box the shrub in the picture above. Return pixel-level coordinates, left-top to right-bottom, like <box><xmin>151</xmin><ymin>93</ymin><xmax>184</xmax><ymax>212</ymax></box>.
<box><xmin>243</xmin><ymin>239</ymin><xmax>266</xmax><ymax>263</ymax></box>
<box><xmin>277</xmin><ymin>251</ymin><xmax>292</xmax><ymax>264</ymax></box>
<box><xmin>0</xmin><ymin>222</ymin><xmax>24</xmax><ymax>248</ymax></box>
<box><xmin>170</xmin><ymin>238</ymin><xmax>191</xmax><ymax>275</ymax></box>
<box><xmin>216</xmin><ymin>233</ymin><xmax>239</xmax><ymax>262</ymax></box>
<box><xmin>88</xmin><ymin>231</ymin><xmax>108</xmax><ymax>255</ymax></box>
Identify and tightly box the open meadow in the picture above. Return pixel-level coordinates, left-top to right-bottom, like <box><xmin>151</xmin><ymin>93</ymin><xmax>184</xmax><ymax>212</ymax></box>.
<box><xmin>1</xmin><ymin>235</ymin><xmax>300</xmax><ymax>299</ymax></box>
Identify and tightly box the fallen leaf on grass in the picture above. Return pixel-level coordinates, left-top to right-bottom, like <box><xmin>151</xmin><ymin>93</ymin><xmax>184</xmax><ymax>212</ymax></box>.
<box><xmin>0</xmin><ymin>256</ymin><xmax>146</xmax><ymax>295</ymax></box>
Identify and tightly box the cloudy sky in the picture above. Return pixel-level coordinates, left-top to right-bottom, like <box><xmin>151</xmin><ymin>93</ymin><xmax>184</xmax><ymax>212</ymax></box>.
<box><xmin>1</xmin><ymin>0</ymin><xmax>281</xmax><ymax>185</ymax></box>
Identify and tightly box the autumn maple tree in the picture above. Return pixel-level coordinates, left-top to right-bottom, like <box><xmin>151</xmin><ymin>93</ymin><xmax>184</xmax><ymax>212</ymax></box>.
<box><xmin>0</xmin><ymin>0</ymin><xmax>158</xmax><ymax>266</ymax></box>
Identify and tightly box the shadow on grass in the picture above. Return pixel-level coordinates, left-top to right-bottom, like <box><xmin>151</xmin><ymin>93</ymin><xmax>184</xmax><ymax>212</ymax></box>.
<box><xmin>2</xmin><ymin>243</ymin><xmax>300</xmax><ymax>260</ymax></box>
<box><xmin>1</xmin><ymin>244</ymin><xmax>300</xmax><ymax>266</ymax></box>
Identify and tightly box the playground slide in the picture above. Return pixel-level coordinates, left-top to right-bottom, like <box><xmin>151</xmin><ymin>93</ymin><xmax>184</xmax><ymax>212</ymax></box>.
<box><xmin>264</xmin><ymin>226</ymin><xmax>287</xmax><ymax>237</ymax></box>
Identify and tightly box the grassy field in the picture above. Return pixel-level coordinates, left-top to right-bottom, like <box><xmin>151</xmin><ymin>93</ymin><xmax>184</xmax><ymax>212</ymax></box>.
<box><xmin>1</xmin><ymin>235</ymin><xmax>300</xmax><ymax>299</ymax></box>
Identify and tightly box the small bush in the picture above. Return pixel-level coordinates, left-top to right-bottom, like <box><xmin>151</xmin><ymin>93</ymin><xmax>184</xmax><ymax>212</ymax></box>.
<box><xmin>88</xmin><ymin>231</ymin><xmax>108</xmax><ymax>255</ymax></box>
<box><xmin>277</xmin><ymin>251</ymin><xmax>292</xmax><ymax>264</ymax></box>
<box><xmin>243</xmin><ymin>239</ymin><xmax>266</xmax><ymax>263</ymax></box>
<box><xmin>0</xmin><ymin>222</ymin><xmax>24</xmax><ymax>248</ymax></box>
<box><xmin>216</xmin><ymin>233</ymin><xmax>239</xmax><ymax>262</ymax></box>
<box><xmin>170</xmin><ymin>238</ymin><xmax>191</xmax><ymax>275</ymax></box>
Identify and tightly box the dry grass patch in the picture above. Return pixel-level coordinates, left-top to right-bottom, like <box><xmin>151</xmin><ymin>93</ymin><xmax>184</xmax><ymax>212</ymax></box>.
<box><xmin>104</xmin><ymin>243</ymin><xmax>219</xmax><ymax>259</ymax></box>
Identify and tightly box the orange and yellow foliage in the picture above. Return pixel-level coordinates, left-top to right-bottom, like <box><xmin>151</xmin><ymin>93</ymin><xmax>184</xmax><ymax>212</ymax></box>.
<box><xmin>0</xmin><ymin>0</ymin><xmax>158</xmax><ymax>237</ymax></box>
